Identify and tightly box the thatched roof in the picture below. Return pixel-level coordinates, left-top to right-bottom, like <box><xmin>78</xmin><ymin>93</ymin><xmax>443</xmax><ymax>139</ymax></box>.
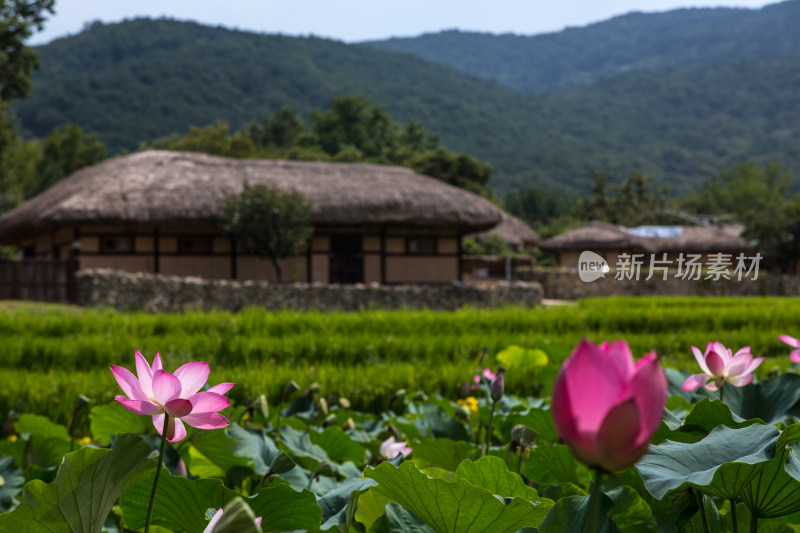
<box><xmin>470</xmin><ymin>211</ymin><xmax>539</xmax><ymax>250</ymax></box>
<box><xmin>539</xmin><ymin>221</ymin><xmax>751</xmax><ymax>254</ymax></box>
<box><xmin>539</xmin><ymin>221</ymin><xmax>655</xmax><ymax>252</ymax></box>
<box><xmin>648</xmin><ymin>225</ymin><xmax>750</xmax><ymax>253</ymax></box>
<box><xmin>0</xmin><ymin>151</ymin><xmax>505</xmax><ymax>242</ymax></box>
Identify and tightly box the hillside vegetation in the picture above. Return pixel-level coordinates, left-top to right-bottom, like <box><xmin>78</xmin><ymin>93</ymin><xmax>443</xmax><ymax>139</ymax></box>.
<box><xmin>366</xmin><ymin>1</ymin><xmax>800</xmax><ymax>94</ymax></box>
<box><xmin>12</xmin><ymin>10</ymin><xmax>800</xmax><ymax>195</ymax></box>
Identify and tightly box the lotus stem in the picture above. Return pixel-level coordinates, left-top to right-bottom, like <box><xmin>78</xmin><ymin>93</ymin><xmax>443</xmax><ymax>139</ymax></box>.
<box><xmin>730</xmin><ymin>499</ymin><xmax>738</xmax><ymax>533</ymax></box>
<box><xmin>68</xmin><ymin>408</ymin><xmax>77</xmax><ymax>453</ymax></box>
<box><xmin>694</xmin><ymin>489</ymin><xmax>709</xmax><ymax>533</ymax></box>
<box><xmin>145</xmin><ymin>413</ymin><xmax>169</xmax><ymax>533</ymax></box>
<box><xmin>720</xmin><ymin>386</ymin><xmax>724</xmax><ymax>404</ymax></box>
<box><xmin>586</xmin><ymin>468</ymin><xmax>604</xmax><ymax>533</ymax></box>
<box><xmin>255</xmin><ymin>470</ymin><xmax>270</xmax><ymax>494</ymax></box>
<box><xmin>750</xmin><ymin>512</ymin><xmax>758</xmax><ymax>533</ymax></box>
<box><xmin>482</xmin><ymin>401</ymin><xmax>497</xmax><ymax>457</ymax></box>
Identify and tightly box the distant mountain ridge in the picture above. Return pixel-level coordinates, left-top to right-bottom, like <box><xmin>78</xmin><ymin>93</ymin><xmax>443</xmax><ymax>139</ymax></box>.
<box><xmin>12</xmin><ymin>8</ymin><xmax>800</xmax><ymax>196</ymax></box>
<box><xmin>365</xmin><ymin>0</ymin><xmax>800</xmax><ymax>94</ymax></box>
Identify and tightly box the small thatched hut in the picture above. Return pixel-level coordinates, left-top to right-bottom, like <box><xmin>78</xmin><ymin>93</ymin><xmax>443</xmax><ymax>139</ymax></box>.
<box><xmin>0</xmin><ymin>150</ymin><xmax>505</xmax><ymax>284</ymax></box>
<box><xmin>462</xmin><ymin>212</ymin><xmax>539</xmax><ymax>282</ymax></box>
<box><xmin>643</xmin><ymin>225</ymin><xmax>750</xmax><ymax>261</ymax></box>
<box><xmin>539</xmin><ymin>221</ymin><xmax>752</xmax><ymax>269</ymax></box>
<box><xmin>469</xmin><ymin>211</ymin><xmax>539</xmax><ymax>252</ymax></box>
<box><xmin>538</xmin><ymin>221</ymin><xmax>655</xmax><ymax>267</ymax></box>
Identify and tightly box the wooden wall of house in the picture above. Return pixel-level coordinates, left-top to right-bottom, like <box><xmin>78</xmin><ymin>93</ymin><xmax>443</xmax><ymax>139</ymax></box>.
<box><xmin>21</xmin><ymin>225</ymin><xmax>466</xmax><ymax>284</ymax></box>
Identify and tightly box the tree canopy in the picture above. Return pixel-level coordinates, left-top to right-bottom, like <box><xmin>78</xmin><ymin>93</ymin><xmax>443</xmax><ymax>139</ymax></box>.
<box><xmin>0</xmin><ymin>0</ymin><xmax>54</xmax><ymax>102</ymax></box>
<box><xmin>150</xmin><ymin>96</ymin><xmax>495</xmax><ymax>197</ymax></box>
<box><xmin>219</xmin><ymin>182</ymin><xmax>314</xmax><ymax>282</ymax></box>
<box><xmin>680</xmin><ymin>161</ymin><xmax>800</xmax><ymax>272</ymax></box>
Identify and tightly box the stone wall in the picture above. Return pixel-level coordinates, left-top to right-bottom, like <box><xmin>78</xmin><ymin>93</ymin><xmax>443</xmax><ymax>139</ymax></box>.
<box><xmin>75</xmin><ymin>269</ymin><xmax>542</xmax><ymax>312</ymax></box>
<box><xmin>534</xmin><ymin>268</ymin><xmax>800</xmax><ymax>300</ymax></box>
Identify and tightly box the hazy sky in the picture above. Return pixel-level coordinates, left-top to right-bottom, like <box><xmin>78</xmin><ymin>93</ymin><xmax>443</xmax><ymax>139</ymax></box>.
<box><xmin>31</xmin><ymin>0</ymin><xmax>777</xmax><ymax>45</ymax></box>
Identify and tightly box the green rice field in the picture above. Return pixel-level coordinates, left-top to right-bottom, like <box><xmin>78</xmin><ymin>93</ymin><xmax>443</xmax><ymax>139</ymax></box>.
<box><xmin>1</xmin><ymin>296</ymin><xmax>798</xmax><ymax>426</ymax></box>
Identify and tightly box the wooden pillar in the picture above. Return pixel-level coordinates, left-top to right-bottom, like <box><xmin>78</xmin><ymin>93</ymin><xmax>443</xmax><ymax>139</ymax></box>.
<box><xmin>230</xmin><ymin>239</ymin><xmax>238</xmax><ymax>280</ymax></box>
<box><xmin>380</xmin><ymin>227</ymin><xmax>386</xmax><ymax>285</ymax></box>
<box><xmin>457</xmin><ymin>231</ymin><xmax>463</xmax><ymax>282</ymax></box>
<box><xmin>306</xmin><ymin>240</ymin><xmax>312</xmax><ymax>283</ymax></box>
<box><xmin>153</xmin><ymin>227</ymin><xmax>160</xmax><ymax>273</ymax></box>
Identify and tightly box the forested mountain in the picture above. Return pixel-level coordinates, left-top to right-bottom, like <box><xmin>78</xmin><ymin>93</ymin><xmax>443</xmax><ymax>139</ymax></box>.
<box><xmin>366</xmin><ymin>0</ymin><xmax>800</xmax><ymax>94</ymax></box>
<box><xmin>16</xmin><ymin>18</ymin><xmax>544</xmax><ymax>160</ymax></box>
<box><xmin>12</xmin><ymin>13</ymin><xmax>800</xmax><ymax>195</ymax></box>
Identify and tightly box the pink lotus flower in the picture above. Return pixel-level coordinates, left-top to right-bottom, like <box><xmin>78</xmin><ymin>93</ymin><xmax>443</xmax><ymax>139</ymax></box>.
<box><xmin>111</xmin><ymin>350</ymin><xmax>234</xmax><ymax>442</ymax></box>
<box><xmin>682</xmin><ymin>342</ymin><xmax>763</xmax><ymax>392</ymax></box>
<box><xmin>471</xmin><ymin>367</ymin><xmax>496</xmax><ymax>389</ymax></box>
<box><xmin>551</xmin><ymin>339</ymin><xmax>666</xmax><ymax>472</ymax></box>
<box><xmin>380</xmin><ymin>436</ymin><xmax>412</xmax><ymax>459</ymax></box>
<box><xmin>203</xmin><ymin>508</ymin><xmax>262</xmax><ymax>533</ymax></box>
<box><xmin>779</xmin><ymin>335</ymin><xmax>800</xmax><ymax>363</ymax></box>
<box><xmin>475</xmin><ymin>367</ymin><xmax>496</xmax><ymax>383</ymax></box>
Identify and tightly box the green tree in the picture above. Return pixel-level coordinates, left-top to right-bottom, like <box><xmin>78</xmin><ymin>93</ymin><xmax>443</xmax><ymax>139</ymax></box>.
<box><xmin>504</xmin><ymin>184</ymin><xmax>578</xmax><ymax>226</ymax></box>
<box><xmin>0</xmin><ymin>0</ymin><xmax>55</xmax><ymax>203</ymax></box>
<box><xmin>244</xmin><ymin>107</ymin><xmax>307</xmax><ymax>150</ymax></box>
<box><xmin>680</xmin><ymin>161</ymin><xmax>799</xmax><ymax>272</ymax></box>
<box><xmin>0</xmin><ymin>135</ymin><xmax>38</xmax><ymax>213</ymax></box>
<box><xmin>309</xmin><ymin>95</ymin><xmax>438</xmax><ymax>164</ymax></box>
<box><xmin>580</xmin><ymin>170</ymin><xmax>668</xmax><ymax>226</ymax></box>
<box><xmin>29</xmin><ymin>123</ymin><xmax>106</xmax><ymax>197</ymax></box>
<box><xmin>220</xmin><ymin>181</ymin><xmax>314</xmax><ymax>282</ymax></box>
<box><xmin>0</xmin><ymin>0</ymin><xmax>54</xmax><ymax>103</ymax></box>
<box><xmin>151</xmin><ymin>121</ymin><xmax>256</xmax><ymax>158</ymax></box>
<box><xmin>406</xmin><ymin>148</ymin><xmax>493</xmax><ymax>196</ymax></box>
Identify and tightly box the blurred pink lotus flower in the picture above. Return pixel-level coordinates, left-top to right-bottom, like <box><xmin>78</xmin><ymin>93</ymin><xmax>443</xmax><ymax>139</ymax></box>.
<box><xmin>476</xmin><ymin>367</ymin><xmax>496</xmax><ymax>383</ymax></box>
<box><xmin>111</xmin><ymin>350</ymin><xmax>234</xmax><ymax>442</ymax></box>
<box><xmin>471</xmin><ymin>367</ymin><xmax>497</xmax><ymax>389</ymax></box>
<box><xmin>682</xmin><ymin>342</ymin><xmax>763</xmax><ymax>392</ymax></box>
<box><xmin>779</xmin><ymin>335</ymin><xmax>800</xmax><ymax>363</ymax></box>
<box><xmin>203</xmin><ymin>508</ymin><xmax>262</xmax><ymax>533</ymax></box>
<box><xmin>551</xmin><ymin>339</ymin><xmax>666</xmax><ymax>472</ymax></box>
<box><xmin>380</xmin><ymin>436</ymin><xmax>412</xmax><ymax>459</ymax></box>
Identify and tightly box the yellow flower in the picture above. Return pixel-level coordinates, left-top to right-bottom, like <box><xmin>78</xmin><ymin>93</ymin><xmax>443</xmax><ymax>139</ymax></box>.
<box><xmin>457</xmin><ymin>396</ymin><xmax>479</xmax><ymax>413</ymax></box>
<box><xmin>7</xmin><ymin>435</ymin><xmax>18</xmax><ymax>442</ymax></box>
<box><xmin>78</xmin><ymin>436</ymin><xmax>92</xmax><ymax>446</ymax></box>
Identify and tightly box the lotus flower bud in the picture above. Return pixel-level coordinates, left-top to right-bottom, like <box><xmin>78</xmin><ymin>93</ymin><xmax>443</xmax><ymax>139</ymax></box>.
<box><xmin>510</xmin><ymin>425</ymin><xmax>537</xmax><ymax>448</ymax></box>
<box><xmin>74</xmin><ymin>394</ymin><xmax>91</xmax><ymax>411</ymax></box>
<box><xmin>338</xmin><ymin>397</ymin><xmax>351</xmax><ymax>409</ymax></box>
<box><xmin>490</xmin><ymin>371</ymin><xmax>504</xmax><ymax>402</ymax></box>
<box><xmin>318</xmin><ymin>397</ymin><xmax>329</xmax><ymax>415</ymax></box>
<box><xmin>268</xmin><ymin>450</ymin><xmax>296</xmax><ymax>475</ymax></box>
<box><xmin>455</xmin><ymin>404</ymin><xmax>471</xmax><ymax>420</ymax></box>
<box><xmin>316</xmin><ymin>461</ymin><xmax>334</xmax><ymax>477</ymax></box>
<box><xmin>253</xmin><ymin>394</ymin><xmax>269</xmax><ymax>418</ymax></box>
<box><xmin>284</xmin><ymin>381</ymin><xmax>300</xmax><ymax>396</ymax></box>
<box><xmin>551</xmin><ymin>339</ymin><xmax>666</xmax><ymax>472</ymax></box>
<box><xmin>323</xmin><ymin>414</ymin><xmax>337</xmax><ymax>427</ymax></box>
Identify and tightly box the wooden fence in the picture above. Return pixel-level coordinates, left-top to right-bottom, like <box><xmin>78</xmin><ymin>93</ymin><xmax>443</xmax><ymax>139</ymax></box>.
<box><xmin>0</xmin><ymin>259</ymin><xmax>76</xmax><ymax>303</ymax></box>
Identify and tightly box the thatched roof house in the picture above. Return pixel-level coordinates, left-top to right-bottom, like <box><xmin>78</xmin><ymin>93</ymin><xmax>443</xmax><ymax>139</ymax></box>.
<box><xmin>539</xmin><ymin>221</ymin><xmax>654</xmax><ymax>255</ymax></box>
<box><xmin>469</xmin><ymin>211</ymin><xmax>539</xmax><ymax>251</ymax></box>
<box><xmin>0</xmin><ymin>150</ymin><xmax>506</xmax><ymax>284</ymax></box>
<box><xmin>644</xmin><ymin>225</ymin><xmax>749</xmax><ymax>254</ymax></box>
<box><xmin>539</xmin><ymin>220</ymin><xmax>752</xmax><ymax>269</ymax></box>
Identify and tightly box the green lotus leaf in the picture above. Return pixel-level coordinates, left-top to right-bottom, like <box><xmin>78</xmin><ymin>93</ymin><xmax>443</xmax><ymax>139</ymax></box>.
<box><xmin>637</xmin><ymin>423</ymin><xmax>779</xmax><ymax>500</ymax></box>
<box><xmin>365</xmin><ymin>458</ymin><xmax>551</xmax><ymax>533</ymax></box>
